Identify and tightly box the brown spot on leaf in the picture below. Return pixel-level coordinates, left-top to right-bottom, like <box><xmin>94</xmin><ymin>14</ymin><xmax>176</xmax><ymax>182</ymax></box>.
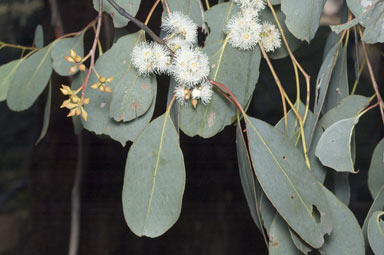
<box><xmin>141</xmin><ymin>83</ymin><xmax>150</xmax><ymax>90</ymax></box>
<box><xmin>131</xmin><ymin>102</ymin><xmax>140</xmax><ymax>110</ymax></box>
<box><xmin>207</xmin><ymin>112</ymin><xmax>216</xmax><ymax>128</ymax></box>
<box><xmin>282</xmin><ymin>155</ymin><xmax>286</xmax><ymax>160</ymax></box>
<box><xmin>290</xmin><ymin>194</ymin><xmax>294</xmax><ymax>199</ymax></box>
<box><xmin>269</xmin><ymin>236</ymin><xmax>279</xmax><ymax>247</ymax></box>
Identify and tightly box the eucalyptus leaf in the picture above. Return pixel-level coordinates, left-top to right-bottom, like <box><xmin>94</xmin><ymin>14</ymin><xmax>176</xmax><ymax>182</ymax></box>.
<box><xmin>363</xmin><ymin>185</ymin><xmax>384</xmax><ymax>250</ymax></box>
<box><xmin>268</xmin><ymin>214</ymin><xmax>301</xmax><ymax>255</ymax></box>
<box><xmin>259</xmin><ymin>7</ymin><xmax>301</xmax><ymax>59</ymax></box>
<box><xmin>236</xmin><ymin>122</ymin><xmax>263</xmax><ymax>231</ymax></box>
<box><xmin>310</xmin><ymin>42</ymin><xmax>341</xmax><ymax>145</ymax></box>
<box><xmin>319</xmin><ymin>95</ymin><xmax>370</xmax><ymax>129</ymax></box>
<box><xmin>368</xmin><ymin>138</ymin><xmax>384</xmax><ymax>199</ymax></box>
<box><xmin>260</xmin><ymin>194</ymin><xmax>276</xmax><ymax>235</ymax></box>
<box><xmin>33</xmin><ymin>25</ymin><xmax>44</xmax><ymax>48</ymax></box>
<box><xmin>367</xmin><ymin>211</ymin><xmax>384</xmax><ymax>254</ymax></box>
<box><xmin>289</xmin><ymin>229</ymin><xmax>313</xmax><ymax>254</ymax></box>
<box><xmin>35</xmin><ymin>81</ymin><xmax>51</xmax><ymax>145</ymax></box>
<box><xmin>245</xmin><ymin>116</ymin><xmax>332</xmax><ymax>248</ymax></box>
<box><xmin>333</xmin><ymin>172</ymin><xmax>351</xmax><ymax>205</ymax></box>
<box><xmin>7</xmin><ymin>46</ymin><xmax>53</xmax><ymax>111</ymax></box>
<box><xmin>94</xmin><ymin>0</ymin><xmax>141</xmax><ymax>28</ymax></box>
<box><xmin>281</xmin><ymin>0</ymin><xmax>326</xmax><ymax>42</ymax></box>
<box><xmin>82</xmin><ymin>33</ymin><xmax>156</xmax><ymax>146</ymax></box>
<box><xmin>322</xmin><ymin>45</ymin><xmax>349</xmax><ymax>114</ymax></box>
<box><xmin>164</xmin><ymin>0</ymin><xmax>204</xmax><ymax>26</ymax></box>
<box><xmin>275</xmin><ymin>102</ymin><xmax>327</xmax><ymax>183</ymax></box>
<box><xmin>109</xmin><ymin>58</ymin><xmax>154</xmax><ymax>121</ymax></box>
<box><xmin>320</xmin><ymin>186</ymin><xmax>365</xmax><ymax>255</ymax></box>
<box><xmin>0</xmin><ymin>59</ymin><xmax>22</xmax><ymax>102</ymax></box>
<box><xmin>316</xmin><ymin>118</ymin><xmax>358</xmax><ymax>173</ymax></box>
<box><xmin>50</xmin><ymin>34</ymin><xmax>84</xmax><ymax>76</ymax></box>
<box><xmin>122</xmin><ymin>113</ymin><xmax>185</xmax><ymax>237</ymax></box>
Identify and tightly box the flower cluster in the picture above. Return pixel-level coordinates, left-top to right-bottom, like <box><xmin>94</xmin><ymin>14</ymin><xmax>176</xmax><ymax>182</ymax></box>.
<box><xmin>131</xmin><ymin>12</ymin><xmax>213</xmax><ymax>107</ymax></box>
<box><xmin>227</xmin><ymin>0</ymin><xmax>281</xmax><ymax>52</ymax></box>
<box><xmin>64</xmin><ymin>49</ymin><xmax>86</xmax><ymax>74</ymax></box>
<box><xmin>60</xmin><ymin>85</ymin><xmax>90</xmax><ymax>121</ymax></box>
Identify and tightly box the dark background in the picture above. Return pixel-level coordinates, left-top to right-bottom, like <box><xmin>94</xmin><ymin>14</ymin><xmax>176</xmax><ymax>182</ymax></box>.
<box><xmin>0</xmin><ymin>0</ymin><xmax>383</xmax><ymax>254</ymax></box>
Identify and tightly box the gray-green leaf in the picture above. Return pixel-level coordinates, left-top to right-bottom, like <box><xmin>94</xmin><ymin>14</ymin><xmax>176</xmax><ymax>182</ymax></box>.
<box><xmin>50</xmin><ymin>34</ymin><xmax>84</xmax><ymax>76</ymax></box>
<box><xmin>35</xmin><ymin>81</ymin><xmax>51</xmax><ymax>145</ymax></box>
<box><xmin>268</xmin><ymin>214</ymin><xmax>301</xmax><ymax>255</ymax></box>
<box><xmin>108</xmin><ymin>32</ymin><xmax>154</xmax><ymax>122</ymax></box>
<box><xmin>236</xmin><ymin>122</ymin><xmax>263</xmax><ymax>231</ymax></box>
<box><xmin>7</xmin><ymin>46</ymin><xmax>53</xmax><ymax>111</ymax></box>
<box><xmin>320</xmin><ymin>186</ymin><xmax>365</xmax><ymax>255</ymax></box>
<box><xmin>165</xmin><ymin>0</ymin><xmax>204</xmax><ymax>26</ymax></box>
<box><xmin>245</xmin><ymin>116</ymin><xmax>332</xmax><ymax>248</ymax></box>
<box><xmin>0</xmin><ymin>59</ymin><xmax>22</xmax><ymax>102</ymax></box>
<box><xmin>82</xmin><ymin>33</ymin><xmax>156</xmax><ymax>146</ymax></box>
<box><xmin>368</xmin><ymin>138</ymin><xmax>384</xmax><ymax>199</ymax></box>
<box><xmin>281</xmin><ymin>0</ymin><xmax>326</xmax><ymax>42</ymax></box>
<box><xmin>316</xmin><ymin>118</ymin><xmax>358</xmax><ymax>173</ymax></box>
<box><xmin>94</xmin><ymin>0</ymin><xmax>141</xmax><ymax>28</ymax></box>
<box><xmin>122</xmin><ymin>113</ymin><xmax>185</xmax><ymax>237</ymax></box>
<box><xmin>367</xmin><ymin>211</ymin><xmax>384</xmax><ymax>254</ymax></box>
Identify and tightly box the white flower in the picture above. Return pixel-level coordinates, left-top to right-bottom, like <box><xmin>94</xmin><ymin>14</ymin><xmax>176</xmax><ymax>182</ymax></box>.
<box><xmin>166</xmin><ymin>36</ymin><xmax>190</xmax><ymax>52</ymax></box>
<box><xmin>174</xmin><ymin>85</ymin><xmax>190</xmax><ymax>105</ymax></box>
<box><xmin>241</xmin><ymin>7</ymin><xmax>260</xmax><ymax>19</ymax></box>
<box><xmin>260</xmin><ymin>22</ymin><xmax>281</xmax><ymax>52</ymax></box>
<box><xmin>131</xmin><ymin>42</ymin><xmax>171</xmax><ymax>75</ymax></box>
<box><xmin>162</xmin><ymin>12</ymin><xmax>198</xmax><ymax>44</ymax></box>
<box><xmin>234</xmin><ymin>0</ymin><xmax>266</xmax><ymax>11</ymax></box>
<box><xmin>226</xmin><ymin>14</ymin><xmax>262</xmax><ymax>50</ymax></box>
<box><xmin>171</xmin><ymin>47</ymin><xmax>210</xmax><ymax>87</ymax></box>
<box><xmin>152</xmin><ymin>43</ymin><xmax>171</xmax><ymax>74</ymax></box>
<box><xmin>193</xmin><ymin>81</ymin><xmax>213</xmax><ymax>105</ymax></box>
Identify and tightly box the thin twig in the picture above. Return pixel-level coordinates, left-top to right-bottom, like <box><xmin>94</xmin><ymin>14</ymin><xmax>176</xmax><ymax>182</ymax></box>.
<box><xmin>358</xmin><ymin>27</ymin><xmax>384</xmax><ymax>126</ymax></box>
<box><xmin>162</xmin><ymin>0</ymin><xmax>171</xmax><ymax>14</ymax></box>
<box><xmin>80</xmin><ymin>0</ymin><xmax>103</xmax><ymax>99</ymax></box>
<box><xmin>106</xmin><ymin>0</ymin><xmax>168</xmax><ymax>47</ymax></box>
<box><xmin>259</xmin><ymin>45</ymin><xmax>311</xmax><ymax>169</ymax></box>
<box><xmin>68</xmin><ymin>134</ymin><xmax>84</xmax><ymax>255</ymax></box>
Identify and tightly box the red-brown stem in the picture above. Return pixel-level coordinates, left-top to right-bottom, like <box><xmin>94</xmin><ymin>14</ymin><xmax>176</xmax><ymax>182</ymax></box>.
<box><xmin>163</xmin><ymin>0</ymin><xmax>171</xmax><ymax>14</ymax></box>
<box><xmin>80</xmin><ymin>0</ymin><xmax>103</xmax><ymax>99</ymax></box>
<box><xmin>358</xmin><ymin>27</ymin><xmax>384</xmax><ymax>126</ymax></box>
<box><xmin>209</xmin><ymin>79</ymin><xmax>245</xmax><ymax>114</ymax></box>
<box><xmin>145</xmin><ymin>0</ymin><xmax>161</xmax><ymax>25</ymax></box>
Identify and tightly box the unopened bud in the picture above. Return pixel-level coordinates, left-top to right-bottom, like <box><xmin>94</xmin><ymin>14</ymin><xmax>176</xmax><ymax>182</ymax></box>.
<box><xmin>69</xmin><ymin>65</ymin><xmax>78</xmax><ymax>74</ymax></box>
<box><xmin>99</xmin><ymin>76</ymin><xmax>106</xmax><ymax>83</ymax></box>
<box><xmin>79</xmin><ymin>64</ymin><xmax>86</xmax><ymax>71</ymax></box>
<box><xmin>70</xmin><ymin>49</ymin><xmax>77</xmax><ymax>59</ymax></box>
<box><xmin>105</xmin><ymin>86</ymin><xmax>112</xmax><ymax>93</ymax></box>
<box><xmin>191</xmin><ymin>98</ymin><xmax>198</xmax><ymax>109</ymax></box>
<box><xmin>75</xmin><ymin>56</ymin><xmax>82</xmax><ymax>63</ymax></box>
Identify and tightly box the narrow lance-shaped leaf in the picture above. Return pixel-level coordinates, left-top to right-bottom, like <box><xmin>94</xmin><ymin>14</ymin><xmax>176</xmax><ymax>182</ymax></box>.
<box><xmin>33</xmin><ymin>25</ymin><xmax>44</xmax><ymax>48</ymax></box>
<box><xmin>7</xmin><ymin>46</ymin><xmax>53</xmax><ymax>111</ymax></box>
<box><xmin>259</xmin><ymin>194</ymin><xmax>276</xmax><ymax>235</ymax></box>
<box><xmin>288</xmin><ymin>229</ymin><xmax>313</xmax><ymax>254</ymax></box>
<box><xmin>50</xmin><ymin>34</ymin><xmax>84</xmax><ymax>76</ymax></box>
<box><xmin>179</xmin><ymin>2</ymin><xmax>261</xmax><ymax>138</ymax></box>
<box><xmin>319</xmin><ymin>186</ymin><xmax>365</xmax><ymax>255</ymax></box>
<box><xmin>245</xmin><ymin>116</ymin><xmax>332</xmax><ymax>248</ymax></box>
<box><xmin>280</xmin><ymin>0</ymin><xmax>326</xmax><ymax>42</ymax></box>
<box><xmin>316</xmin><ymin>117</ymin><xmax>358</xmax><ymax>173</ymax></box>
<box><xmin>367</xmin><ymin>211</ymin><xmax>384</xmax><ymax>254</ymax></box>
<box><xmin>275</xmin><ymin>101</ymin><xmax>327</xmax><ymax>183</ymax></box>
<box><xmin>268</xmin><ymin>214</ymin><xmax>301</xmax><ymax>255</ymax></box>
<box><xmin>368</xmin><ymin>138</ymin><xmax>384</xmax><ymax>198</ymax></box>
<box><xmin>309</xmin><ymin>42</ymin><xmax>341</xmax><ymax>146</ymax></box>
<box><xmin>236</xmin><ymin>121</ymin><xmax>263</xmax><ymax>231</ymax></box>
<box><xmin>35</xmin><ymin>81</ymin><xmax>52</xmax><ymax>145</ymax></box>
<box><xmin>122</xmin><ymin>112</ymin><xmax>185</xmax><ymax>237</ymax></box>
<box><xmin>0</xmin><ymin>59</ymin><xmax>22</xmax><ymax>102</ymax></box>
